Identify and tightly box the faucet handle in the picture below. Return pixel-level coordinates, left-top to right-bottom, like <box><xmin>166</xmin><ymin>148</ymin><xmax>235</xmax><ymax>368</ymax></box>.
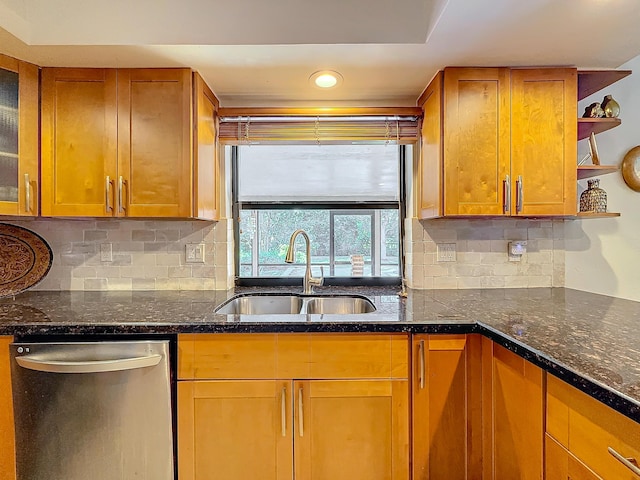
<box><xmin>310</xmin><ymin>266</ymin><xmax>324</xmax><ymax>287</ymax></box>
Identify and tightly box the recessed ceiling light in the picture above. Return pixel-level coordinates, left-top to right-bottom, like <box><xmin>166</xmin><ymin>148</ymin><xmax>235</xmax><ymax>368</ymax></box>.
<box><xmin>310</xmin><ymin>70</ymin><xmax>343</xmax><ymax>89</ymax></box>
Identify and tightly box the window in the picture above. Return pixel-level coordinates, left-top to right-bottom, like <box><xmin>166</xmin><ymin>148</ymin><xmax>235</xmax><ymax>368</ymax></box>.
<box><xmin>233</xmin><ymin>144</ymin><xmax>404</xmax><ymax>286</ymax></box>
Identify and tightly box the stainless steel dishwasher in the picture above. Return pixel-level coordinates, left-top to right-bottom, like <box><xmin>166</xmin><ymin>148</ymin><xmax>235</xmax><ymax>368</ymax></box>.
<box><xmin>10</xmin><ymin>340</ymin><xmax>173</xmax><ymax>480</ymax></box>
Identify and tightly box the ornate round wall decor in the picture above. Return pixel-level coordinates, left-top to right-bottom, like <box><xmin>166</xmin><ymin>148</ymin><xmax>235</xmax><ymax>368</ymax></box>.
<box><xmin>622</xmin><ymin>146</ymin><xmax>640</xmax><ymax>192</ymax></box>
<box><xmin>0</xmin><ymin>224</ymin><xmax>53</xmax><ymax>298</ymax></box>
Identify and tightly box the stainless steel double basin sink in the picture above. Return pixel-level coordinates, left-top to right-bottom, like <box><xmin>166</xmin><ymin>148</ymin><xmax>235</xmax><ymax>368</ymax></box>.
<box><xmin>215</xmin><ymin>293</ymin><xmax>376</xmax><ymax>315</ymax></box>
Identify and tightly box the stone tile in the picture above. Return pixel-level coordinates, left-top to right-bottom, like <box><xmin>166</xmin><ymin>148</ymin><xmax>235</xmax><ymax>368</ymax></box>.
<box><xmin>84</xmin><ymin>230</ymin><xmax>108</xmax><ymax>242</ymax></box>
<box><xmin>132</xmin><ymin>278</ymin><xmax>156</xmax><ymax>290</ymax></box>
<box><xmin>84</xmin><ymin>278</ymin><xmax>108</xmax><ymax>291</ymax></box>
<box><xmin>132</xmin><ymin>230</ymin><xmax>155</xmax><ymax>242</ymax></box>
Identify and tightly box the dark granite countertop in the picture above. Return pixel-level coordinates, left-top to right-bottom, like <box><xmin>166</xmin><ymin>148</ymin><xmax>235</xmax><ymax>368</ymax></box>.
<box><xmin>1</xmin><ymin>286</ymin><xmax>639</xmax><ymax>423</ymax></box>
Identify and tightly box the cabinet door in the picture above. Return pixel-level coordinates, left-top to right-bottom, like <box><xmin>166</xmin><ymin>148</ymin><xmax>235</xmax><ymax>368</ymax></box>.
<box><xmin>294</xmin><ymin>379</ymin><xmax>409</xmax><ymax>480</ymax></box>
<box><xmin>41</xmin><ymin>68</ymin><xmax>118</xmax><ymax>217</ymax></box>
<box><xmin>178</xmin><ymin>380</ymin><xmax>293</xmax><ymax>480</ymax></box>
<box><xmin>443</xmin><ymin>67</ymin><xmax>511</xmax><ymax>216</ymax></box>
<box><xmin>491</xmin><ymin>344</ymin><xmax>544</xmax><ymax>480</ymax></box>
<box><xmin>0</xmin><ymin>55</ymin><xmax>38</xmax><ymax>216</ymax></box>
<box><xmin>412</xmin><ymin>335</ymin><xmax>483</xmax><ymax>480</ymax></box>
<box><xmin>546</xmin><ymin>434</ymin><xmax>602</xmax><ymax>480</ymax></box>
<box><xmin>193</xmin><ymin>73</ymin><xmax>219</xmax><ymax>220</ymax></box>
<box><xmin>0</xmin><ymin>336</ymin><xmax>15</xmax><ymax>480</ymax></box>
<box><xmin>417</xmin><ymin>71</ymin><xmax>443</xmax><ymax>219</ymax></box>
<box><xmin>117</xmin><ymin>68</ymin><xmax>192</xmax><ymax>217</ymax></box>
<box><xmin>511</xmin><ymin>68</ymin><xmax>577</xmax><ymax>216</ymax></box>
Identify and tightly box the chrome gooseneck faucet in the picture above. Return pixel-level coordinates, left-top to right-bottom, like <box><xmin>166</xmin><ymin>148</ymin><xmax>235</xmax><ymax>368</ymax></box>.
<box><xmin>285</xmin><ymin>229</ymin><xmax>324</xmax><ymax>294</ymax></box>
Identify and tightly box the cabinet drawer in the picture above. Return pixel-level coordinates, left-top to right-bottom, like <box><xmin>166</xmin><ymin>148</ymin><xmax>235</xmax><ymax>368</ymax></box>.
<box><xmin>547</xmin><ymin>375</ymin><xmax>640</xmax><ymax>479</ymax></box>
<box><xmin>178</xmin><ymin>333</ymin><xmax>408</xmax><ymax>380</ymax></box>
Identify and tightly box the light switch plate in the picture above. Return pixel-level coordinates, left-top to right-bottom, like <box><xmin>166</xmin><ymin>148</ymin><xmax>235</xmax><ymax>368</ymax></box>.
<box><xmin>436</xmin><ymin>243</ymin><xmax>456</xmax><ymax>262</ymax></box>
<box><xmin>186</xmin><ymin>243</ymin><xmax>205</xmax><ymax>263</ymax></box>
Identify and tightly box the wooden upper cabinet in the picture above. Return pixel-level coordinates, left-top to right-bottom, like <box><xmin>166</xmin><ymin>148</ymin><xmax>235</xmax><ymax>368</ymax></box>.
<box><xmin>0</xmin><ymin>55</ymin><xmax>38</xmax><ymax>216</ymax></box>
<box><xmin>41</xmin><ymin>68</ymin><xmax>119</xmax><ymax>217</ymax></box>
<box><xmin>117</xmin><ymin>68</ymin><xmax>192</xmax><ymax>217</ymax></box>
<box><xmin>42</xmin><ymin>67</ymin><xmax>218</xmax><ymax>219</ymax></box>
<box><xmin>417</xmin><ymin>66</ymin><xmax>577</xmax><ymax>218</ymax></box>
<box><xmin>511</xmin><ymin>68</ymin><xmax>577</xmax><ymax>216</ymax></box>
<box><xmin>417</xmin><ymin>71</ymin><xmax>443</xmax><ymax>218</ymax></box>
<box><xmin>193</xmin><ymin>72</ymin><xmax>220</xmax><ymax>220</ymax></box>
<box><xmin>443</xmin><ymin>67</ymin><xmax>511</xmax><ymax>216</ymax></box>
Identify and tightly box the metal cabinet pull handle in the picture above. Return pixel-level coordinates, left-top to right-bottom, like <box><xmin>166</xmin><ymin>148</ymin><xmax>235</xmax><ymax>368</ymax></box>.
<box><xmin>516</xmin><ymin>175</ymin><xmax>523</xmax><ymax>214</ymax></box>
<box><xmin>105</xmin><ymin>176</ymin><xmax>112</xmax><ymax>212</ymax></box>
<box><xmin>608</xmin><ymin>447</ymin><xmax>640</xmax><ymax>477</ymax></box>
<box><xmin>24</xmin><ymin>173</ymin><xmax>31</xmax><ymax>212</ymax></box>
<box><xmin>419</xmin><ymin>340</ymin><xmax>426</xmax><ymax>390</ymax></box>
<box><xmin>118</xmin><ymin>176</ymin><xmax>125</xmax><ymax>213</ymax></box>
<box><xmin>281</xmin><ymin>387</ymin><xmax>287</xmax><ymax>437</ymax></box>
<box><xmin>503</xmin><ymin>175</ymin><xmax>510</xmax><ymax>214</ymax></box>
<box><xmin>298</xmin><ymin>387</ymin><xmax>304</xmax><ymax>437</ymax></box>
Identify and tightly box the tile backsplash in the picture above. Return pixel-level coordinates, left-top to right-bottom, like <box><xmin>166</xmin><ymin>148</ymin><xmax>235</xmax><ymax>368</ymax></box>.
<box><xmin>404</xmin><ymin>218</ymin><xmax>565</xmax><ymax>289</ymax></box>
<box><xmin>2</xmin><ymin>216</ymin><xmax>565</xmax><ymax>291</ymax></box>
<box><xmin>0</xmin><ymin>217</ymin><xmax>234</xmax><ymax>291</ymax></box>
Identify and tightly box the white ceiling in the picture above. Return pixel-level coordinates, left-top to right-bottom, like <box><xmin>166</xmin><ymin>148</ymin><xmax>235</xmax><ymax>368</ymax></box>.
<box><xmin>1</xmin><ymin>0</ymin><xmax>639</xmax><ymax>107</ymax></box>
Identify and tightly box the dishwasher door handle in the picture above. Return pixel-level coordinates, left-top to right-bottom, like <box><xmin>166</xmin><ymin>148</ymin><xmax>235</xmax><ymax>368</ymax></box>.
<box><xmin>16</xmin><ymin>354</ymin><xmax>162</xmax><ymax>373</ymax></box>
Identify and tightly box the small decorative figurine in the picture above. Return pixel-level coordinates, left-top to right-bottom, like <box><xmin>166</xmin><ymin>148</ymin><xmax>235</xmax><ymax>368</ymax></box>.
<box><xmin>601</xmin><ymin>95</ymin><xmax>620</xmax><ymax>118</ymax></box>
<box><xmin>583</xmin><ymin>102</ymin><xmax>604</xmax><ymax>118</ymax></box>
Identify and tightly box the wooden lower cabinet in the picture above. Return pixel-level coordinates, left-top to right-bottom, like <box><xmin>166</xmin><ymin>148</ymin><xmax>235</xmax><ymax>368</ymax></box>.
<box><xmin>546</xmin><ymin>434</ymin><xmax>602</xmax><ymax>480</ymax></box>
<box><xmin>486</xmin><ymin>340</ymin><xmax>544</xmax><ymax>480</ymax></box>
<box><xmin>177</xmin><ymin>333</ymin><xmax>409</xmax><ymax>480</ymax></box>
<box><xmin>178</xmin><ymin>378</ymin><xmax>408</xmax><ymax>480</ymax></box>
<box><xmin>547</xmin><ymin>374</ymin><xmax>640</xmax><ymax>480</ymax></box>
<box><xmin>0</xmin><ymin>336</ymin><xmax>15</xmax><ymax>480</ymax></box>
<box><xmin>411</xmin><ymin>334</ymin><xmax>483</xmax><ymax>479</ymax></box>
<box><xmin>178</xmin><ymin>380</ymin><xmax>292</xmax><ymax>480</ymax></box>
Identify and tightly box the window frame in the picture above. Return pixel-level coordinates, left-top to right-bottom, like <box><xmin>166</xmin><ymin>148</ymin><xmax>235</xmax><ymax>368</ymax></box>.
<box><xmin>232</xmin><ymin>144</ymin><xmax>407</xmax><ymax>287</ymax></box>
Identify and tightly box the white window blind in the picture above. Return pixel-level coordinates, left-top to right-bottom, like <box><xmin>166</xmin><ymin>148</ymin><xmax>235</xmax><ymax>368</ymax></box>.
<box><xmin>237</xmin><ymin>144</ymin><xmax>399</xmax><ymax>203</ymax></box>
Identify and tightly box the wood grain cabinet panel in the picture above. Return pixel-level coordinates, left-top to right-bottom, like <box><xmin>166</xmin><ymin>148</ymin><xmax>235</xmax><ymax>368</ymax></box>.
<box><xmin>117</xmin><ymin>68</ymin><xmax>192</xmax><ymax>217</ymax></box>
<box><xmin>0</xmin><ymin>336</ymin><xmax>15</xmax><ymax>480</ymax></box>
<box><xmin>294</xmin><ymin>379</ymin><xmax>409</xmax><ymax>480</ymax></box>
<box><xmin>178</xmin><ymin>380</ymin><xmax>293</xmax><ymax>480</ymax></box>
<box><xmin>177</xmin><ymin>334</ymin><xmax>410</xmax><ymax>480</ymax></box>
<box><xmin>546</xmin><ymin>434</ymin><xmax>603</xmax><ymax>480</ymax></box>
<box><xmin>547</xmin><ymin>374</ymin><xmax>640</xmax><ymax>480</ymax></box>
<box><xmin>41</xmin><ymin>68</ymin><xmax>118</xmax><ymax>217</ymax></box>
<box><xmin>411</xmin><ymin>334</ymin><xmax>483</xmax><ymax>480</ymax></box>
<box><xmin>443</xmin><ymin>67</ymin><xmax>511</xmax><ymax>216</ymax></box>
<box><xmin>489</xmin><ymin>343</ymin><xmax>544</xmax><ymax>480</ymax></box>
<box><xmin>0</xmin><ymin>55</ymin><xmax>38</xmax><ymax>217</ymax></box>
<box><xmin>41</xmin><ymin>68</ymin><xmax>219</xmax><ymax>219</ymax></box>
<box><xmin>511</xmin><ymin>68</ymin><xmax>577</xmax><ymax>216</ymax></box>
<box><xmin>418</xmin><ymin>66</ymin><xmax>577</xmax><ymax>218</ymax></box>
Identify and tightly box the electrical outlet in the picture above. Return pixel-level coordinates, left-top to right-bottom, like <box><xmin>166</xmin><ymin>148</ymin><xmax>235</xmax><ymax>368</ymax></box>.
<box><xmin>508</xmin><ymin>241</ymin><xmax>527</xmax><ymax>262</ymax></box>
<box><xmin>436</xmin><ymin>243</ymin><xmax>456</xmax><ymax>262</ymax></box>
<box><xmin>186</xmin><ymin>243</ymin><xmax>205</xmax><ymax>263</ymax></box>
<box><xmin>100</xmin><ymin>243</ymin><xmax>112</xmax><ymax>262</ymax></box>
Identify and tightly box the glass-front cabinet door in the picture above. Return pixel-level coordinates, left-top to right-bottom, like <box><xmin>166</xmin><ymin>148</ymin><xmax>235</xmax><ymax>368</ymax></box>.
<box><xmin>0</xmin><ymin>54</ymin><xmax>38</xmax><ymax>216</ymax></box>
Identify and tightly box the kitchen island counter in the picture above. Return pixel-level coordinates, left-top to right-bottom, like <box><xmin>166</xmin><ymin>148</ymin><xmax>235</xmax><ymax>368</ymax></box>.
<box><xmin>1</xmin><ymin>287</ymin><xmax>639</xmax><ymax>422</ymax></box>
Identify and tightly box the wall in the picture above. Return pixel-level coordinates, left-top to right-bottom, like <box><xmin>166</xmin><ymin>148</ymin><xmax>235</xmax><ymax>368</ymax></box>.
<box><xmin>1</xmin><ymin>217</ymin><xmax>235</xmax><ymax>291</ymax></box>
<box><xmin>565</xmin><ymin>55</ymin><xmax>640</xmax><ymax>302</ymax></box>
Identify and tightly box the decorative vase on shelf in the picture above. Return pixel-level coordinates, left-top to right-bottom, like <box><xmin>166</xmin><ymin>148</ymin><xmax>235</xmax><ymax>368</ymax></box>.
<box><xmin>579</xmin><ymin>179</ymin><xmax>608</xmax><ymax>213</ymax></box>
<box><xmin>601</xmin><ymin>95</ymin><xmax>620</xmax><ymax>118</ymax></box>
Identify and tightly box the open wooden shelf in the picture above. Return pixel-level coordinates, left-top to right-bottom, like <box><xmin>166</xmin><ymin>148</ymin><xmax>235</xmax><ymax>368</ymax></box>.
<box><xmin>578</xmin><ymin>70</ymin><xmax>632</xmax><ymax>100</ymax></box>
<box><xmin>578</xmin><ymin>118</ymin><xmax>621</xmax><ymax>141</ymax></box>
<box><xmin>576</xmin><ymin>212</ymin><xmax>620</xmax><ymax>218</ymax></box>
<box><xmin>577</xmin><ymin>165</ymin><xmax>618</xmax><ymax>180</ymax></box>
